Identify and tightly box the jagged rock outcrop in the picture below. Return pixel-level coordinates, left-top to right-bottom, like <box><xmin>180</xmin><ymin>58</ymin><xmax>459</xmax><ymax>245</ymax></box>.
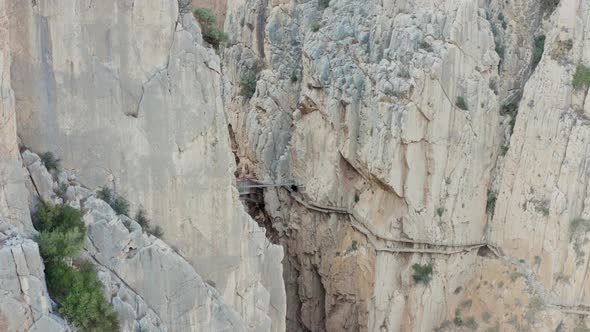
<box><xmin>0</xmin><ymin>221</ymin><xmax>69</xmax><ymax>332</ymax></box>
<box><xmin>82</xmin><ymin>195</ymin><xmax>247</xmax><ymax>331</ymax></box>
<box><xmin>7</xmin><ymin>0</ymin><xmax>285</xmax><ymax>330</ymax></box>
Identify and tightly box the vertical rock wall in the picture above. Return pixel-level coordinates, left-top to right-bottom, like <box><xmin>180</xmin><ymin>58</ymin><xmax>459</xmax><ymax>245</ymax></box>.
<box><xmin>6</xmin><ymin>0</ymin><xmax>285</xmax><ymax>330</ymax></box>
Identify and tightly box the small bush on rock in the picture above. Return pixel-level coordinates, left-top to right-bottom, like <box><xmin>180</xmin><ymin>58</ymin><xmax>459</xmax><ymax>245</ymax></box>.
<box><xmin>486</xmin><ymin>190</ymin><xmax>497</xmax><ymax>218</ymax></box>
<box><xmin>318</xmin><ymin>0</ymin><xmax>330</xmax><ymax>10</ymax></box>
<box><xmin>531</xmin><ymin>35</ymin><xmax>546</xmax><ymax>69</ymax></box>
<box><xmin>456</xmin><ymin>96</ymin><xmax>468</xmax><ymax>110</ymax></box>
<box><xmin>311</xmin><ymin>20</ymin><xmax>321</xmax><ymax>32</ymax></box>
<box><xmin>193</xmin><ymin>7</ymin><xmax>228</xmax><ymax>49</ymax></box>
<box><xmin>135</xmin><ymin>208</ymin><xmax>164</xmax><ymax>238</ymax></box>
<box><xmin>40</xmin><ymin>152</ymin><xmax>60</xmax><ymax>171</ymax></box>
<box><xmin>98</xmin><ymin>187</ymin><xmax>129</xmax><ymax>216</ymax></box>
<box><xmin>573</xmin><ymin>64</ymin><xmax>590</xmax><ymax>90</ymax></box>
<box><xmin>412</xmin><ymin>263</ymin><xmax>433</xmax><ymax>284</ymax></box>
<box><xmin>240</xmin><ymin>72</ymin><xmax>257</xmax><ymax>99</ymax></box>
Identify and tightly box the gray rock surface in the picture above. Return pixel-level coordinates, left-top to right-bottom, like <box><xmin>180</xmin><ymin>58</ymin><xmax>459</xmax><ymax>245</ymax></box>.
<box><xmin>82</xmin><ymin>196</ymin><xmax>247</xmax><ymax>332</ymax></box>
<box><xmin>0</xmin><ymin>219</ymin><xmax>69</xmax><ymax>332</ymax></box>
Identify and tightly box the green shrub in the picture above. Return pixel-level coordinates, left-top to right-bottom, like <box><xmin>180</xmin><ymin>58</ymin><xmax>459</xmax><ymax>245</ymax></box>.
<box><xmin>318</xmin><ymin>0</ymin><xmax>330</xmax><ymax>9</ymax></box>
<box><xmin>454</xmin><ymin>309</ymin><xmax>464</xmax><ymax>326</ymax></box>
<box><xmin>40</xmin><ymin>152</ymin><xmax>60</xmax><ymax>171</ymax></box>
<box><xmin>412</xmin><ymin>263</ymin><xmax>433</xmax><ymax>284</ymax></box>
<box><xmin>98</xmin><ymin>188</ymin><xmax>129</xmax><ymax>216</ymax></box>
<box><xmin>34</xmin><ymin>203</ymin><xmax>86</xmax><ymax>261</ymax></box>
<box><xmin>569</xmin><ymin>218</ymin><xmax>590</xmax><ymax>241</ymax></box>
<box><xmin>240</xmin><ymin>72</ymin><xmax>257</xmax><ymax>99</ymax></box>
<box><xmin>486</xmin><ymin>190</ymin><xmax>497</xmax><ymax>217</ymax></box>
<box><xmin>541</xmin><ymin>0</ymin><xmax>560</xmax><ymax>15</ymax></box>
<box><xmin>531</xmin><ymin>35</ymin><xmax>546</xmax><ymax>68</ymax></box>
<box><xmin>419</xmin><ymin>40</ymin><xmax>433</xmax><ymax>52</ymax></box>
<box><xmin>465</xmin><ymin>317</ymin><xmax>478</xmax><ymax>330</ymax></box>
<box><xmin>482</xmin><ymin>311</ymin><xmax>492</xmax><ymax>322</ymax></box>
<box><xmin>193</xmin><ymin>7</ymin><xmax>228</xmax><ymax>49</ymax></box>
<box><xmin>45</xmin><ymin>261</ymin><xmax>119</xmax><ymax>331</ymax></box>
<box><xmin>290</xmin><ymin>71</ymin><xmax>298</xmax><ymax>83</ymax></box>
<box><xmin>456</xmin><ymin>96</ymin><xmax>468</xmax><ymax>110</ymax></box>
<box><xmin>311</xmin><ymin>20</ymin><xmax>321</xmax><ymax>32</ymax></box>
<box><xmin>573</xmin><ymin>64</ymin><xmax>590</xmax><ymax>90</ymax></box>
<box><xmin>134</xmin><ymin>209</ymin><xmax>164</xmax><ymax>238</ymax></box>
<box><xmin>150</xmin><ymin>225</ymin><xmax>165</xmax><ymax>238</ymax></box>
<box><xmin>495</xmin><ymin>43</ymin><xmax>505</xmax><ymax>61</ymax></box>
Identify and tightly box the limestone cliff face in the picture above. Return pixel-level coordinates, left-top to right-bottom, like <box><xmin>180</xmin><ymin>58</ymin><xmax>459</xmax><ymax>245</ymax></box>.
<box><xmin>223</xmin><ymin>0</ymin><xmax>590</xmax><ymax>330</ymax></box>
<box><xmin>1</xmin><ymin>0</ymin><xmax>285</xmax><ymax>331</ymax></box>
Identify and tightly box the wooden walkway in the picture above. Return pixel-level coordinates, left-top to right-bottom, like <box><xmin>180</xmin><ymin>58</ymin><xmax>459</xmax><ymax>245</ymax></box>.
<box><xmin>283</xmin><ymin>186</ymin><xmax>502</xmax><ymax>257</ymax></box>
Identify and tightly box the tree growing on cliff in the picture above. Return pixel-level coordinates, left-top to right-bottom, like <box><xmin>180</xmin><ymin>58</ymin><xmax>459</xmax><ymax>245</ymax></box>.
<box><xmin>34</xmin><ymin>202</ymin><xmax>120</xmax><ymax>330</ymax></box>
<box><xmin>240</xmin><ymin>72</ymin><xmax>257</xmax><ymax>99</ymax></box>
<box><xmin>34</xmin><ymin>202</ymin><xmax>86</xmax><ymax>261</ymax></box>
<box><xmin>193</xmin><ymin>7</ymin><xmax>228</xmax><ymax>49</ymax></box>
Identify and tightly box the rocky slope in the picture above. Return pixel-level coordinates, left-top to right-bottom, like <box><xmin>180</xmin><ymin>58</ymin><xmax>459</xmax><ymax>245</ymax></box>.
<box><xmin>222</xmin><ymin>0</ymin><xmax>590</xmax><ymax>330</ymax></box>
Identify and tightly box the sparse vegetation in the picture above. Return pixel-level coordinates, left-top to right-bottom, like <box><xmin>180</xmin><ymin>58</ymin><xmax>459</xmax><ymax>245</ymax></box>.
<box><xmin>465</xmin><ymin>317</ymin><xmax>478</xmax><ymax>330</ymax></box>
<box><xmin>574</xmin><ymin>325</ymin><xmax>590</xmax><ymax>332</ymax></box>
<box><xmin>551</xmin><ymin>39</ymin><xmax>573</xmax><ymax>61</ymax></box>
<box><xmin>456</xmin><ymin>96</ymin><xmax>468</xmax><ymax>110</ymax></box>
<box><xmin>34</xmin><ymin>202</ymin><xmax>86</xmax><ymax>261</ymax></box>
<box><xmin>569</xmin><ymin>217</ymin><xmax>590</xmax><ymax>241</ymax></box>
<box><xmin>509</xmin><ymin>271</ymin><xmax>522</xmax><ymax>282</ymax></box>
<box><xmin>486</xmin><ymin>324</ymin><xmax>500</xmax><ymax>332</ymax></box>
<box><xmin>486</xmin><ymin>190</ymin><xmax>497</xmax><ymax>218</ymax></box>
<box><xmin>134</xmin><ymin>209</ymin><xmax>164</xmax><ymax>238</ymax></box>
<box><xmin>531</xmin><ymin>35</ymin><xmax>546</xmax><ymax>69</ymax></box>
<box><xmin>454</xmin><ymin>309</ymin><xmax>464</xmax><ymax>326</ymax></box>
<box><xmin>532</xmin><ymin>198</ymin><xmax>550</xmax><ymax>216</ymax></box>
<box><xmin>412</xmin><ymin>263</ymin><xmax>433</xmax><ymax>284</ymax></box>
<box><xmin>97</xmin><ymin>188</ymin><xmax>129</xmax><ymax>216</ymax></box>
<box><xmin>346</xmin><ymin>240</ymin><xmax>359</xmax><ymax>254</ymax></box>
<box><xmin>434</xmin><ymin>320</ymin><xmax>452</xmax><ymax>332</ymax></box>
<box><xmin>193</xmin><ymin>7</ymin><xmax>228</xmax><ymax>49</ymax></box>
<box><xmin>461</xmin><ymin>299</ymin><xmax>473</xmax><ymax>308</ymax></box>
<box><xmin>240</xmin><ymin>72</ymin><xmax>257</xmax><ymax>99</ymax></box>
<box><xmin>482</xmin><ymin>311</ymin><xmax>492</xmax><ymax>322</ymax></box>
<box><xmin>419</xmin><ymin>40</ymin><xmax>433</xmax><ymax>52</ymax></box>
<box><xmin>40</xmin><ymin>152</ymin><xmax>60</xmax><ymax>172</ymax></box>
<box><xmin>541</xmin><ymin>0</ymin><xmax>560</xmax><ymax>16</ymax></box>
<box><xmin>398</xmin><ymin>68</ymin><xmax>410</xmax><ymax>79</ymax></box>
<box><xmin>573</xmin><ymin>64</ymin><xmax>590</xmax><ymax>90</ymax></box>
<box><xmin>56</xmin><ymin>183</ymin><xmax>68</xmax><ymax>200</ymax></box>
<box><xmin>500</xmin><ymin>145</ymin><xmax>509</xmax><ymax>156</ymax></box>
<box><xmin>311</xmin><ymin>20</ymin><xmax>322</xmax><ymax>32</ymax></box>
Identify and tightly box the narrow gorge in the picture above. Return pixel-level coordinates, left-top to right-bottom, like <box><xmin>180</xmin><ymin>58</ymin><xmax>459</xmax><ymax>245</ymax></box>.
<box><xmin>1</xmin><ymin>0</ymin><xmax>590</xmax><ymax>331</ymax></box>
